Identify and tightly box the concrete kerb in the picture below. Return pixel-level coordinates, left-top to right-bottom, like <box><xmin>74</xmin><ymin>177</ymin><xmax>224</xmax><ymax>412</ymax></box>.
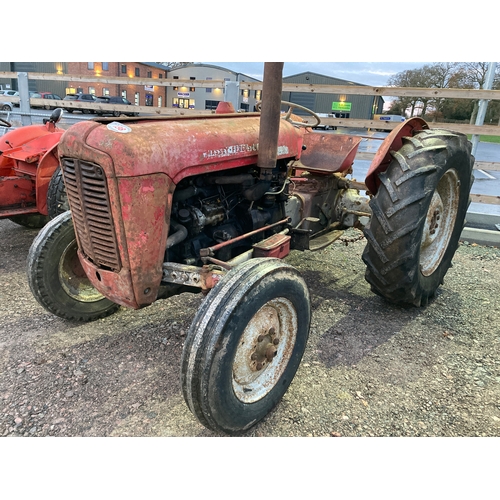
<box><xmin>462</xmin><ymin>211</ymin><xmax>500</xmax><ymax>248</ymax></box>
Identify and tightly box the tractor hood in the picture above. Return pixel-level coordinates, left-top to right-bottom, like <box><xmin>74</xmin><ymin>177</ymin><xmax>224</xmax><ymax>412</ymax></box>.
<box><xmin>58</xmin><ymin>114</ymin><xmax>305</xmax><ymax>184</ymax></box>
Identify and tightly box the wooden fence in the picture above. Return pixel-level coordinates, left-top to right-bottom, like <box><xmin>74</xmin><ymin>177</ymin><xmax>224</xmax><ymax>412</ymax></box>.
<box><xmin>1</xmin><ymin>71</ymin><xmax>499</xmax><ymax>208</ymax></box>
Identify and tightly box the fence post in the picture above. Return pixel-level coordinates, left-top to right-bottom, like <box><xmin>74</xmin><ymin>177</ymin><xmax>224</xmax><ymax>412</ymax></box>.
<box><xmin>471</xmin><ymin>62</ymin><xmax>497</xmax><ymax>156</ymax></box>
<box><xmin>224</xmin><ymin>81</ymin><xmax>239</xmax><ymax>111</ymax></box>
<box><xmin>17</xmin><ymin>72</ymin><xmax>32</xmax><ymax>126</ymax></box>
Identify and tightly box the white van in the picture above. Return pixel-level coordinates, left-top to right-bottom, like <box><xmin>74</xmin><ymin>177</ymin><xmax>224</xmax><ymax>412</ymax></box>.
<box><xmin>373</xmin><ymin>114</ymin><xmax>405</xmax><ymax>123</ymax></box>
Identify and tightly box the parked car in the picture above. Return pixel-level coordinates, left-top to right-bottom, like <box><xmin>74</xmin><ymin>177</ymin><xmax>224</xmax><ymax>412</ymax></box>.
<box><xmin>63</xmin><ymin>93</ymin><xmax>97</xmax><ymax>114</ymax></box>
<box><xmin>9</xmin><ymin>91</ymin><xmax>40</xmax><ymax>108</ymax></box>
<box><xmin>1</xmin><ymin>90</ymin><xmax>19</xmax><ymax>97</ymax></box>
<box><xmin>0</xmin><ymin>101</ymin><xmax>14</xmax><ymax>112</ymax></box>
<box><xmin>95</xmin><ymin>96</ymin><xmax>139</xmax><ymax>117</ymax></box>
<box><xmin>38</xmin><ymin>92</ymin><xmax>63</xmax><ymax>110</ymax></box>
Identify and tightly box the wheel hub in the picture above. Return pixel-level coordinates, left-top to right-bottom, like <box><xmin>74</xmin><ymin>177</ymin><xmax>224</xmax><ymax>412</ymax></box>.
<box><xmin>250</xmin><ymin>327</ymin><xmax>280</xmax><ymax>371</ymax></box>
<box><xmin>59</xmin><ymin>240</ymin><xmax>106</xmax><ymax>303</ymax></box>
<box><xmin>232</xmin><ymin>297</ymin><xmax>297</xmax><ymax>404</ymax></box>
<box><xmin>420</xmin><ymin>169</ymin><xmax>460</xmax><ymax>277</ymax></box>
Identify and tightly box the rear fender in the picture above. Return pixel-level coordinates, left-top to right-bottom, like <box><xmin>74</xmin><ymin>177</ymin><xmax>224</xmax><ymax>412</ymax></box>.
<box><xmin>365</xmin><ymin>117</ymin><xmax>429</xmax><ymax>194</ymax></box>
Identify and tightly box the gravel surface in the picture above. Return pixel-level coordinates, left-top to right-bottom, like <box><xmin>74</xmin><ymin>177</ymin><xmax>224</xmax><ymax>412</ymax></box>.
<box><xmin>1</xmin><ymin>217</ymin><xmax>499</xmax><ymax>438</ymax></box>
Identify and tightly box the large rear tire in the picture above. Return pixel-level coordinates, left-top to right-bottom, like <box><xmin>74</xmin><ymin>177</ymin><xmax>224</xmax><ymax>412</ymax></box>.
<box><xmin>8</xmin><ymin>214</ymin><xmax>50</xmax><ymax>229</ymax></box>
<box><xmin>27</xmin><ymin>211</ymin><xmax>120</xmax><ymax>321</ymax></box>
<box><xmin>362</xmin><ymin>129</ymin><xmax>474</xmax><ymax>307</ymax></box>
<box><xmin>181</xmin><ymin>258</ymin><xmax>311</xmax><ymax>434</ymax></box>
<box><xmin>47</xmin><ymin>166</ymin><xmax>69</xmax><ymax>219</ymax></box>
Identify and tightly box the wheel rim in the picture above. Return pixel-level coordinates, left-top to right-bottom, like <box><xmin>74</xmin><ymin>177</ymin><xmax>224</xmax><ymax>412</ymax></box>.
<box><xmin>58</xmin><ymin>239</ymin><xmax>105</xmax><ymax>303</ymax></box>
<box><xmin>420</xmin><ymin>168</ymin><xmax>460</xmax><ymax>276</ymax></box>
<box><xmin>232</xmin><ymin>297</ymin><xmax>297</xmax><ymax>403</ymax></box>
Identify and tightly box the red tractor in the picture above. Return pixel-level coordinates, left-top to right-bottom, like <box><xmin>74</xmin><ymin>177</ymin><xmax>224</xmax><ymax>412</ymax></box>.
<box><xmin>27</xmin><ymin>64</ymin><xmax>474</xmax><ymax>434</ymax></box>
<box><xmin>0</xmin><ymin>109</ymin><xmax>68</xmax><ymax>228</ymax></box>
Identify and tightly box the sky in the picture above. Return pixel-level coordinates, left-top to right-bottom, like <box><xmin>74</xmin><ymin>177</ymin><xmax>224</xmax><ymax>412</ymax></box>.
<box><xmin>199</xmin><ymin>62</ymin><xmax>429</xmax><ymax>87</ymax></box>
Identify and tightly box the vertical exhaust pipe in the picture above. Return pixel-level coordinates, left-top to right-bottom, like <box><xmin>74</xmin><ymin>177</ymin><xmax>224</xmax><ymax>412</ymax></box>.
<box><xmin>257</xmin><ymin>62</ymin><xmax>284</xmax><ymax>182</ymax></box>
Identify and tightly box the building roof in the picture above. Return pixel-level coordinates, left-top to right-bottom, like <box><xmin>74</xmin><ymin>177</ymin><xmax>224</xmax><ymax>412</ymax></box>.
<box><xmin>284</xmin><ymin>71</ymin><xmax>368</xmax><ymax>87</ymax></box>
<box><xmin>167</xmin><ymin>63</ymin><xmax>261</xmax><ymax>82</ymax></box>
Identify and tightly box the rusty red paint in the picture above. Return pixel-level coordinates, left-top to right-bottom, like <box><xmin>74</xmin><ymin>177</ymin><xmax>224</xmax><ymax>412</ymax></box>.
<box><xmin>72</xmin><ymin>114</ymin><xmax>304</xmax><ymax>184</ymax></box>
<box><xmin>365</xmin><ymin>117</ymin><xmax>429</xmax><ymax>194</ymax></box>
<box><xmin>1</xmin><ymin>122</ymin><xmax>64</xmax><ymax>217</ymax></box>
<box><xmin>300</xmin><ymin>132</ymin><xmax>362</xmax><ymax>174</ymax></box>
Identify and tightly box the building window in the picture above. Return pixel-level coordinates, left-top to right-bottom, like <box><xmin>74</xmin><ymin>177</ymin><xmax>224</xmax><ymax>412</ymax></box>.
<box><xmin>121</xmin><ymin>65</ymin><xmax>127</xmax><ymax>74</ymax></box>
<box><xmin>135</xmin><ymin>92</ymin><xmax>140</xmax><ymax>106</ymax></box>
<box><xmin>255</xmin><ymin>90</ymin><xmax>261</xmax><ymax>100</ymax></box>
<box><xmin>147</xmin><ymin>71</ymin><xmax>152</xmax><ymax>78</ymax></box>
<box><xmin>173</xmin><ymin>98</ymin><xmax>194</xmax><ymax>109</ymax></box>
<box><xmin>158</xmin><ymin>96</ymin><xmax>162</xmax><ymax>107</ymax></box>
<box><xmin>88</xmin><ymin>87</ymin><xmax>95</xmax><ymax>95</ymax></box>
<box><xmin>135</xmin><ymin>68</ymin><xmax>140</xmax><ymax>77</ymax></box>
<box><xmin>241</xmin><ymin>89</ymin><xmax>249</xmax><ymax>98</ymax></box>
<box><xmin>88</xmin><ymin>62</ymin><xmax>94</xmax><ymax>70</ymax></box>
<box><xmin>205</xmin><ymin>100</ymin><xmax>220</xmax><ymax>110</ymax></box>
<box><xmin>159</xmin><ymin>74</ymin><xmax>163</xmax><ymax>79</ymax></box>
<box><xmin>190</xmin><ymin>87</ymin><xmax>195</xmax><ymax>92</ymax></box>
<box><xmin>145</xmin><ymin>94</ymin><xmax>153</xmax><ymax>106</ymax></box>
<box><xmin>206</xmin><ymin>76</ymin><xmax>212</xmax><ymax>93</ymax></box>
<box><xmin>240</xmin><ymin>103</ymin><xmax>250</xmax><ymax>112</ymax></box>
<box><xmin>121</xmin><ymin>90</ymin><xmax>127</xmax><ymax>99</ymax></box>
<box><xmin>102</xmin><ymin>62</ymin><xmax>109</xmax><ymax>71</ymax></box>
<box><xmin>173</xmin><ymin>76</ymin><xmax>179</xmax><ymax>79</ymax></box>
<box><xmin>102</xmin><ymin>87</ymin><xmax>110</xmax><ymax>96</ymax></box>
<box><xmin>190</xmin><ymin>77</ymin><xmax>195</xmax><ymax>80</ymax></box>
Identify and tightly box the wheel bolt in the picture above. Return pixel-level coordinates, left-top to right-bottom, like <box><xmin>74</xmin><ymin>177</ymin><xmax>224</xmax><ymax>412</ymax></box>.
<box><xmin>265</xmin><ymin>345</ymin><xmax>277</xmax><ymax>362</ymax></box>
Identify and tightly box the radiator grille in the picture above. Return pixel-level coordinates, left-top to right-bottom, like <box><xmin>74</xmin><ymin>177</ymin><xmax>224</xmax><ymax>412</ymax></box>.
<box><xmin>62</xmin><ymin>158</ymin><xmax>121</xmax><ymax>271</ymax></box>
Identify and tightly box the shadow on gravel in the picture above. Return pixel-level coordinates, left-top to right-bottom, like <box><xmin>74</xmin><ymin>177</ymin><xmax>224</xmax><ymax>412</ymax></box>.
<box><xmin>300</xmin><ymin>268</ymin><xmax>432</xmax><ymax>368</ymax></box>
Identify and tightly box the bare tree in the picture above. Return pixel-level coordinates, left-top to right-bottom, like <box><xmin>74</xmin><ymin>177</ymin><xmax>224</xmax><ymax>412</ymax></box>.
<box><xmin>156</xmin><ymin>62</ymin><xmax>193</xmax><ymax>70</ymax></box>
<box><xmin>461</xmin><ymin>62</ymin><xmax>500</xmax><ymax>124</ymax></box>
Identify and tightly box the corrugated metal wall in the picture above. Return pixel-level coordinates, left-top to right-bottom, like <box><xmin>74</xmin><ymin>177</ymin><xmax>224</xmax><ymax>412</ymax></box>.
<box><xmin>282</xmin><ymin>72</ymin><xmax>384</xmax><ymax>119</ymax></box>
<box><xmin>0</xmin><ymin>63</ymin><xmax>68</xmax><ymax>96</ymax></box>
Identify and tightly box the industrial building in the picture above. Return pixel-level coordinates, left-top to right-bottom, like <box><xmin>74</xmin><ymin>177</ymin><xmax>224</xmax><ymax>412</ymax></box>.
<box><xmin>282</xmin><ymin>71</ymin><xmax>384</xmax><ymax>119</ymax></box>
<box><xmin>1</xmin><ymin>63</ymin><xmax>383</xmax><ymax>118</ymax></box>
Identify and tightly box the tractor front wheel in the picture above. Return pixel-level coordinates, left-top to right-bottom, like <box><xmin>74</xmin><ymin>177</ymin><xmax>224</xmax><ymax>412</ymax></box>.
<box><xmin>27</xmin><ymin>211</ymin><xmax>120</xmax><ymax>321</ymax></box>
<box><xmin>362</xmin><ymin>129</ymin><xmax>474</xmax><ymax>307</ymax></box>
<box><xmin>181</xmin><ymin>258</ymin><xmax>310</xmax><ymax>434</ymax></box>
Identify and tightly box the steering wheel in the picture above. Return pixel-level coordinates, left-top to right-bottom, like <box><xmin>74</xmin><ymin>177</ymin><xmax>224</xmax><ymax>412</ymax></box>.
<box><xmin>256</xmin><ymin>100</ymin><xmax>321</xmax><ymax>128</ymax></box>
<box><xmin>0</xmin><ymin>117</ymin><xmax>12</xmax><ymax>128</ymax></box>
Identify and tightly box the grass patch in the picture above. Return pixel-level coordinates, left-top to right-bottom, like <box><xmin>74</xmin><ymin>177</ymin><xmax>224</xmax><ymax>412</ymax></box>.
<box><xmin>467</xmin><ymin>135</ymin><xmax>500</xmax><ymax>144</ymax></box>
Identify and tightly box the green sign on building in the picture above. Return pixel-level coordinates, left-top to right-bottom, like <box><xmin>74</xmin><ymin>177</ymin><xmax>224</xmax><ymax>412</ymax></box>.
<box><xmin>332</xmin><ymin>101</ymin><xmax>352</xmax><ymax>112</ymax></box>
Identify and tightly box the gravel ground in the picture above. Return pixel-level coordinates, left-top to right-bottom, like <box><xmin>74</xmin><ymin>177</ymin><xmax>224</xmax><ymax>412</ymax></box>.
<box><xmin>0</xmin><ymin>217</ymin><xmax>499</xmax><ymax>438</ymax></box>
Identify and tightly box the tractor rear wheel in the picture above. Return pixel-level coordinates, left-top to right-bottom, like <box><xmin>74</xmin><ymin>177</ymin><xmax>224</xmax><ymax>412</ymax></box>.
<box><xmin>27</xmin><ymin>210</ymin><xmax>120</xmax><ymax>321</ymax></box>
<box><xmin>362</xmin><ymin>129</ymin><xmax>474</xmax><ymax>307</ymax></box>
<box><xmin>47</xmin><ymin>166</ymin><xmax>69</xmax><ymax>219</ymax></box>
<box><xmin>181</xmin><ymin>258</ymin><xmax>310</xmax><ymax>434</ymax></box>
